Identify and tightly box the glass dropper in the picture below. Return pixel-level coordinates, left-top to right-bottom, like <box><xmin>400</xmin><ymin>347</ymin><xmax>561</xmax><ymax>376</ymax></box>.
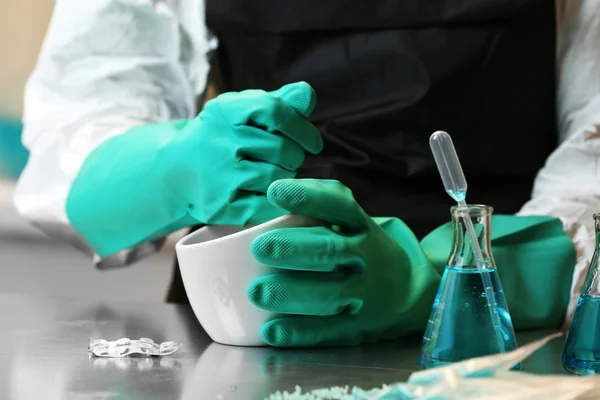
<box><xmin>429</xmin><ymin>130</ymin><xmax>505</xmax><ymax>353</ymax></box>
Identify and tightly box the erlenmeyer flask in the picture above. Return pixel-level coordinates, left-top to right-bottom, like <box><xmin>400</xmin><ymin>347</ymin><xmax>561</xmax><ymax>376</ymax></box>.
<box><xmin>562</xmin><ymin>213</ymin><xmax>600</xmax><ymax>374</ymax></box>
<box><xmin>418</xmin><ymin>205</ymin><xmax>518</xmax><ymax>369</ymax></box>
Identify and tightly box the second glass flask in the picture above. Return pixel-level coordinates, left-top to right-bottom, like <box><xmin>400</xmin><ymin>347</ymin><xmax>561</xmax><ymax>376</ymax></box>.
<box><xmin>562</xmin><ymin>213</ymin><xmax>600</xmax><ymax>374</ymax></box>
<box><xmin>418</xmin><ymin>205</ymin><xmax>518</xmax><ymax>369</ymax></box>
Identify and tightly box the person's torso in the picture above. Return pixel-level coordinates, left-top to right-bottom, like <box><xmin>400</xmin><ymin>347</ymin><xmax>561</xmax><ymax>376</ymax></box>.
<box><xmin>205</xmin><ymin>0</ymin><xmax>558</xmax><ymax>238</ymax></box>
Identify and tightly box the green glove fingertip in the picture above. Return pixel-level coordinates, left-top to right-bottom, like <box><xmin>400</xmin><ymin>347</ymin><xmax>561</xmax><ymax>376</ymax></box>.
<box><xmin>269</xmin><ymin>81</ymin><xmax>316</xmax><ymax>118</ymax></box>
<box><xmin>251</xmin><ymin>231</ymin><xmax>294</xmax><ymax>263</ymax></box>
<box><xmin>267</xmin><ymin>179</ymin><xmax>308</xmax><ymax>210</ymax></box>
<box><xmin>247</xmin><ymin>277</ymin><xmax>288</xmax><ymax>311</ymax></box>
<box><xmin>261</xmin><ymin>320</ymin><xmax>293</xmax><ymax>347</ymax></box>
<box><xmin>268</xmin><ymin>82</ymin><xmax>323</xmax><ymax>154</ymax></box>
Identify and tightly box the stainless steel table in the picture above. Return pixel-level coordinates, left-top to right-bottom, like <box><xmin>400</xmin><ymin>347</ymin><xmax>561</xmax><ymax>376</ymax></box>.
<box><xmin>0</xmin><ymin>293</ymin><xmax>567</xmax><ymax>400</ymax></box>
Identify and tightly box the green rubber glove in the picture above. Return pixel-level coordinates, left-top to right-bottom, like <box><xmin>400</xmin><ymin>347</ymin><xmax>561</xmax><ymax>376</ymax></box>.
<box><xmin>247</xmin><ymin>179</ymin><xmax>441</xmax><ymax>347</ymax></box>
<box><xmin>66</xmin><ymin>82</ymin><xmax>322</xmax><ymax>257</ymax></box>
<box><xmin>247</xmin><ymin>180</ymin><xmax>577</xmax><ymax>347</ymax></box>
<box><xmin>421</xmin><ymin>215</ymin><xmax>576</xmax><ymax>330</ymax></box>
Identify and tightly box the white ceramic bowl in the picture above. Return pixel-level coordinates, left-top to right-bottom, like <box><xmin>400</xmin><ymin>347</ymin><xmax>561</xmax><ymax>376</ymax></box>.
<box><xmin>175</xmin><ymin>214</ymin><xmax>319</xmax><ymax>346</ymax></box>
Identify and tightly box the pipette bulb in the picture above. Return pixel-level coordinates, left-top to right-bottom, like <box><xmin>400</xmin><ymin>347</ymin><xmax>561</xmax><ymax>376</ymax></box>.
<box><xmin>429</xmin><ymin>131</ymin><xmax>468</xmax><ymax>202</ymax></box>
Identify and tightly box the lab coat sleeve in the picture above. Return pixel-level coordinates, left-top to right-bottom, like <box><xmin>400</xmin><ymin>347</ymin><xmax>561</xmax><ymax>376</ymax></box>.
<box><xmin>13</xmin><ymin>0</ymin><xmax>216</xmax><ymax>269</ymax></box>
<box><xmin>517</xmin><ymin>0</ymin><xmax>600</xmax><ymax>327</ymax></box>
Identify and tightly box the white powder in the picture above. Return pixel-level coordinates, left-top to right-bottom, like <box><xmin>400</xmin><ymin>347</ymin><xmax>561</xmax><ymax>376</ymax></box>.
<box><xmin>265</xmin><ymin>384</ymin><xmax>398</xmax><ymax>400</ymax></box>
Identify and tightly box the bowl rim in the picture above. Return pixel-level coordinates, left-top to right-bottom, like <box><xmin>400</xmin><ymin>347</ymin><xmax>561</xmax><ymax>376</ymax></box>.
<box><xmin>175</xmin><ymin>214</ymin><xmax>298</xmax><ymax>250</ymax></box>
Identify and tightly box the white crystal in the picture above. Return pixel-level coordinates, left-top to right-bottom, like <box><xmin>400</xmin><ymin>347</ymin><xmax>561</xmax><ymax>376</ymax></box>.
<box><xmin>89</xmin><ymin>337</ymin><xmax>182</xmax><ymax>358</ymax></box>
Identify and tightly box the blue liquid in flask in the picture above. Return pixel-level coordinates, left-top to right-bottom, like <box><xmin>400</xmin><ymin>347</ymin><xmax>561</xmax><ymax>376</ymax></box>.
<box><xmin>562</xmin><ymin>294</ymin><xmax>600</xmax><ymax>374</ymax></box>
<box><xmin>562</xmin><ymin>214</ymin><xmax>600</xmax><ymax>375</ymax></box>
<box><xmin>418</xmin><ymin>266</ymin><xmax>518</xmax><ymax>369</ymax></box>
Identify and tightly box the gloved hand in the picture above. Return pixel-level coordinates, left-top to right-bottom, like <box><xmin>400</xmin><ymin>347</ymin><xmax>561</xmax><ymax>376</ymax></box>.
<box><xmin>247</xmin><ymin>180</ymin><xmax>577</xmax><ymax>348</ymax></box>
<box><xmin>421</xmin><ymin>215</ymin><xmax>576</xmax><ymax>329</ymax></box>
<box><xmin>66</xmin><ymin>82</ymin><xmax>322</xmax><ymax>257</ymax></box>
<box><xmin>247</xmin><ymin>179</ymin><xmax>441</xmax><ymax>347</ymax></box>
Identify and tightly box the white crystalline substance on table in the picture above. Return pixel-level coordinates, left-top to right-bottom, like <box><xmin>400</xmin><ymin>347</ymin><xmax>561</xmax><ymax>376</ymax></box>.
<box><xmin>265</xmin><ymin>385</ymin><xmax>399</xmax><ymax>400</ymax></box>
<box><xmin>89</xmin><ymin>337</ymin><xmax>182</xmax><ymax>357</ymax></box>
<box><xmin>264</xmin><ymin>333</ymin><xmax>600</xmax><ymax>400</ymax></box>
<box><xmin>265</xmin><ymin>384</ymin><xmax>417</xmax><ymax>400</ymax></box>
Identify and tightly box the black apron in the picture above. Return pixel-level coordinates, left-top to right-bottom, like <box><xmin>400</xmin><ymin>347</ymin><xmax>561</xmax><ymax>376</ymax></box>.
<box><xmin>166</xmin><ymin>0</ymin><xmax>558</xmax><ymax>303</ymax></box>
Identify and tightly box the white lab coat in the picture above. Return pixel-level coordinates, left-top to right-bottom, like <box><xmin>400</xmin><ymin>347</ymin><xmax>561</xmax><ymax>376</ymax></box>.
<box><xmin>13</xmin><ymin>0</ymin><xmax>600</xmax><ymax>325</ymax></box>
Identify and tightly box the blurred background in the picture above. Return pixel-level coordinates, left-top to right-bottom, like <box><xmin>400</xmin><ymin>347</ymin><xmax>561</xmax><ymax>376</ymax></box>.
<box><xmin>0</xmin><ymin>1</ymin><xmax>172</xmax><ymax>302</ymax></box>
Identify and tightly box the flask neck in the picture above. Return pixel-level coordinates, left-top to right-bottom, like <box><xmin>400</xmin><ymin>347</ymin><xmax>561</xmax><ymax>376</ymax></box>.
<box><xmin>448</xmin><ymin>205</ymin><xmax>495</xmax><ymax>270</ymax></box>
<box><xmin>581</xmin><ymin>214</ymin><xmax>600</xmax><ymax>295</ymax></box>
<box><xmin>595</xmin><ymin>215</ymin><xmax>600</xmax><ymax>249</ymax></box>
